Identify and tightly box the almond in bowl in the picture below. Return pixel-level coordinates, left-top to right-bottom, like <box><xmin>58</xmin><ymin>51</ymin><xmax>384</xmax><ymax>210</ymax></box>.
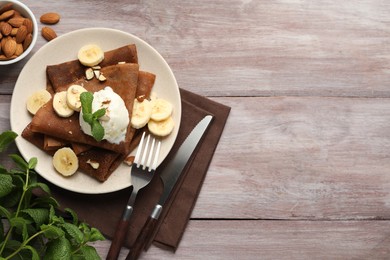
<box><xmin>0</xmin><ymin>0</ymin><xmax>38</xmax><ymax>65</ymax></box>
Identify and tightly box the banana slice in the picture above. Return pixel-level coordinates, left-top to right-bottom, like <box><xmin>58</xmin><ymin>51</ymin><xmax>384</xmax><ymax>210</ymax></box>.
<box><xmin>53</xmin><ymin>91</ymin><xmax>74</xmax><ymax>117</ymax></box>
<box><xmin>150</xmin><ymin>98</ymin><xmax>173</xmax><ymax>122</ymax></box>
<box><xmin>131</xmin><ymin>98</ymin><xmax>153</xmax><ymax>129</ymax></box>
<box><xmin>148</xmin><ymin>116</ymin><xmax>174</xmax><ymax>137</ymax></box>
<box><xmin>66</xmin><ymin>84</ymin><xmax>87</xmax><ymax>112</ymax></box>
<box><xmin>77</xmin><ymin>44</ymin><xmax>104</xmax><ymax>67</ymax></box>
<box><xmin>26</xmin><ymin>89</ymin><xmax>52</xmax><ymax>115</ymax></box>
<box><xmin>52</xmin><ymin>147</ymin><xmax>79</xmax><ymax>176</ymax></box>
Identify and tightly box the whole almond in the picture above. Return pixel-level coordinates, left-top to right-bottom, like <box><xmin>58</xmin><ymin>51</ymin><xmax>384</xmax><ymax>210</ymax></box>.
<box><xmin>3</xmin><ymin>37</ymin><xmax>16</xmax><ymax>57</ymax></box>
<box><xmin>23</xmin><ymin>18</ymin><xmax>33</xmax><ymax>33</ymax></box>
<box><xmin>23</xmin><ymin>33</ymin><xmax>32</xmax><ymax>50</ymax></box>
<box><xmin>15</xmin><ymin>25</ymin><xmax>27</xmax><ymax>43</ymax></box>
<box><xmin>15</xmin><ymin>43</ymin><xmax>23</xmax><ymax>56</ymax></box>
<box><xmin>8</xmin><ymin>17</ymin><xmax>25</xmax><ymax>27</ymax></box>
<box><xmin>0</xmin><ymin>37</ymin><xmax>7</xmax><ymax>50</ymax></box>
<box><xmin>41</xmin><ymin>26</ymin><xmax>57</xmax><ymax>41</ymax></box>
<box><xmin>0</xmin><ymin>10</ymin><xmax>15</xmax><ymax>21</ymax></box>
<box><xmin>1</xmin><ymin>22</ymin><xmax>12</xmax><ymax>36</ymax></box>
<box><xmin>10</xmin><ymin>27</ymin><xmax>18</xmax><ymax>36</ymax></box>
<box><xmin>0</xmin><ymin>54</ymin><xmax>8</xmax><ymax>61</ymax></box>
<box><xmin>40</xmin><ymin>12</ymin><xmax>60</xmax><ymax>24</ymax></box>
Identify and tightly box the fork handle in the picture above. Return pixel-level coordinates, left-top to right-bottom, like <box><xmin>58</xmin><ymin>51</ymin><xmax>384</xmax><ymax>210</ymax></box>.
<box><xmin>106</xmin><ymin>205</ymin><xmax>133</xmax><ymax>260</ymax></box>
<box><xmin>125</xmin><ymin>204</ymin><xmax>162</xmax><ymax>260</ymax></box>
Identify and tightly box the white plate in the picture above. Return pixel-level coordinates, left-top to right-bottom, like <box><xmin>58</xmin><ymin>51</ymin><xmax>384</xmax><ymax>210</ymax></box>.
<box><xmin>10</xmin><ymin>28</ymin><xmax>181</xmax><ymax>194</ymax></box>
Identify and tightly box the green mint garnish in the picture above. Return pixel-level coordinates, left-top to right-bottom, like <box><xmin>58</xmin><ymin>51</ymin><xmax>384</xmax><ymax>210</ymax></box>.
<box><xmin>80</xmin><ymin>92</ymin><xmax>106</xmax><ymax>142</ymax></box>
<box><xmin>0</xmin><ymin>130</ymin><xmax>105</xmax><ymax>259</ymax></box>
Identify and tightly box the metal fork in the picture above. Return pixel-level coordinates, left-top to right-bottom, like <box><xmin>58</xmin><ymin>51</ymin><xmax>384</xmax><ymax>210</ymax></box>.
<box><xmin>107</xmin><ymin>132</ymin><xmax>161</xmax><ymax>260</ymax></box>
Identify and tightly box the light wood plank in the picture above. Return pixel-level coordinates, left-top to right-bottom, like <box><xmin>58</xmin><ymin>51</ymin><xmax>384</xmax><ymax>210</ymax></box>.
<box><xmin>193</xmin><ymin>96</ymin><xmax>390</xmax><ymax>219</ymax></box>
<box><xmin>2</xmin><ymin>0</ymin><xmax>390</xmax><ymax>97</ymax></box>
<box><xmin>93</xmin><ymin>220</ymin><xmax>390</xmax><ymax>259</ymax></box>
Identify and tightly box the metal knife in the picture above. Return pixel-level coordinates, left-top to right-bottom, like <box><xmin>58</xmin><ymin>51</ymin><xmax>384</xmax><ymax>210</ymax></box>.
<box><xmin>126</xmin><ymin>115</ymin><xmax>213</xmax><ymax>260</ymax></box>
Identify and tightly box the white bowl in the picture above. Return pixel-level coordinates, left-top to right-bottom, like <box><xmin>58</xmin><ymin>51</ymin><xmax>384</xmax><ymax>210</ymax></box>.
<box><xmin>0</xmin><ymin>0</ymin><xmax>38</xmax><ymax>65</ymax></box>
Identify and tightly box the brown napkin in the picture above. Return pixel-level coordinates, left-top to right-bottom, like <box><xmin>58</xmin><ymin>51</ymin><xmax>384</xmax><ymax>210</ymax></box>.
<box><xmin>45</xmin><ymin>88</ymin><xmax>230</xmax><ymax>251</ymax></box>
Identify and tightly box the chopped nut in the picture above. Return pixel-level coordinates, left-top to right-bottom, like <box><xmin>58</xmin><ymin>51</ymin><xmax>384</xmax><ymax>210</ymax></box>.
<box><xmin>98</xmin><ymin>73</ymin><xmax>106</xmax><ymax>81</ymax></box>
<box><xmin>92</xmin><ymin>65</ymin><xmax>101</xmax><ymax>70</ymax></box>
<box><xmin>68</xmin><ymin>131</ymin><xmax>72</xmax><ymax>135</ymax></box>
<box><xmin>136</xmin><ymin>95</ymin><xmax>146</xmax><ymax>102</ymax></box>
<box><xmin>93</xmin><ymin>70</ymin><xmax>100</xmax><ymax>78</ymax></box>
<box><xmin>87</xmin><ymin>159</ymin><xmax>100</xmax><ymax>169</ymax></box>
<box><xmin>85</xmin><ymin>68</ymin><xmax>94</xmax><ymax>80</ymax></box>
<box><xmin>118</xmin><ymin>61</ymin><xmax>126</xmax><ymax>64</ymax></box>
<box><xmin>124</xmin><ymin>156</ymin><xmax>135</xmax><ymax>166</ymax></box>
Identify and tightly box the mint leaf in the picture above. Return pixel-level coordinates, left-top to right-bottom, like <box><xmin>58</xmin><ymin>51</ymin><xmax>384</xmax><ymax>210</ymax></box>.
<box><xmin>93</xmin><ymin>108</ymin><xmax>106</xmax><ymax>119</ymax></box>
<box><xmin>82</xmin><ymin>113</ymin><xmax>93</xmax><ymax>124</ymax></box>
<box><xmin>80</xmin><ymin>92</ymin><xmax>93</xmax><ymax>115</ymax></box>
<box><xmin>80</xmin><ymin>92</ymin><xmax>106</xmax><ymax>142</ymax></box>
<box><xmin>28</xmin><ymin>157</ymin><xmax>37</xmax><ymax>170</ymax></box>
<box><xmin>61</xmin><ymin>223</ymin><xmax>84</xmax><ymax>244</ymax></box>
<box><xmin>89</xmin><ymin>227</ymin><xmax>105</xmax><ymax>242</ymax></box>
<box><xmin>9</xmin><ymin>154</ymin><xmax>29</xmax><ymax>171</ymax></box>
<box><xmin>0</xmin><ymin>174</ymin><xmax>13</xmax><ymax>198</ymax></box>
<box><xmin>78</xmin><ymin>245</ymin><xmax>101</xmax><ymax>260</ymax></box>
<box><xmin>23</xmin><ymin>245</ymin><xmax>40</xmax><ymax>260</ymax></box>
<box><xmin>0</xmin><ymin>131</ymin><xmax>17</xmax><ymax>152</ymax></box>
<box><xmin>41</xmin><ymin>224</ymin><xmax>65</xmax><ymax>239</ymax></box>
<box><xmin>21</xmin><ymin>208</ymin><xmax>49</xmax><ymax>227</ymax></box>
<box><xmin>64</xmin><ymin>208</ymin><xmax>78</xmax><ymax>225</ymax></box>
<box><xmin>91</xmin><ymin>120</ymin><xmax>104</xmax><ymax>142</ymax></box>
<box><xmin>43</xmin><ymin>236</ymin><xmax>72</xmax><ymax>260</ymax></box>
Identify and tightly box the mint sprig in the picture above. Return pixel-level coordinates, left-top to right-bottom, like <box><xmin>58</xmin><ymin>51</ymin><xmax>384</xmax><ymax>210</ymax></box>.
<box><xmin>80</xmin><ymin>92</ymin><xmax>106</xmax><ymax>142</ymax></box>
<box><xmin>0</xmin><ymin>131</ymin><xmax>105</xmax><ymax>259</ymax></box>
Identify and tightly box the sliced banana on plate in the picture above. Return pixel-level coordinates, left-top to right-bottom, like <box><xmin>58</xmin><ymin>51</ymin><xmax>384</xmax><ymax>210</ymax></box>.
<box><xmin>148</xmin><ymin>116</ymin><xmax>174</xmax><ymax>137</ymax></box>
<box><xmin>66</xmin><ymin>84</ymin><xmax>87</xmax><ymax>112</ymax></box>
<box><xmin>78</xmin><ymin>44</ymin><xmax>104</xmax><ymax>67</ymax></box>
<box><xmin>53</xmin><ymin>91</ymin><xmax>74</xmax><ymax>117</ymax></box>
<box><xmin>131</xmin><ymin>98</ymin><xmax>153</xmax><ymax>129</ymax></box>
<box><xmin>52</xmin><ymin>147</ymin><xmax>79</xmax><ymax>176</ymax></box>
<box><xmin>26</xmin><ymin>89</ymin><xmax>52</xmax><ymax>115</ymax></box>
<box><xmin>150</xmin><ymin>98</ymin><xmax>173</xmax><ymax>121</ymax></box>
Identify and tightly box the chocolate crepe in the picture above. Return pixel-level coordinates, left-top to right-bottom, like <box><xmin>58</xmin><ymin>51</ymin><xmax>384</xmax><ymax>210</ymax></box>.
<box><xmin>29</xmin><ymin>63</ymin><xmax>139</xmax><ymax>155</ymax></box>
<box><xmin>46</xmin><ymin>44</ymin><xmax>138</xmax><ymax>93</ymax></box>
<box><xmin>23</xmin><ymin>45</ymin><xmax>156</xmax><ymax>181</ymax></box>
<box><xmin>43</xmin><ymin>89</ymin><xmax>231</xmax><ymax>252</ymax></box>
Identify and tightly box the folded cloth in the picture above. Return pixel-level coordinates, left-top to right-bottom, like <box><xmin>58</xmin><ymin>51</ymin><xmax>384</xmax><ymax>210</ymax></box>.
<box><xmin>44</xmin><ymin>89</ymin><xmax>230</xmax><ymax>251</ymax></box>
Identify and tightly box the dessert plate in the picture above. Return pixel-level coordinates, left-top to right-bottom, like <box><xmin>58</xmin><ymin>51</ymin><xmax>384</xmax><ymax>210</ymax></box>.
<box><xmin>10</xmin><ymin>28</ymin><xmax>181</xmax><ymax>194</ymax></box>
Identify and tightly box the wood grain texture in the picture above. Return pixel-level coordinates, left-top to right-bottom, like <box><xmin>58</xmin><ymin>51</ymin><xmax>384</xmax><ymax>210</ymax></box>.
<box><xmin>195</xmin><ymin>96</ymin><xmax>390</xmax><ymax>220</ymax></box>
<box><xmin>92</xmin><ymin>220</ymin><xmax>390</xmax><ymax>260</ymax></box>
<box><xmin>2</xmin><ymin>0</ymin><xmax>390</xmax><ymax>97</ymax></box>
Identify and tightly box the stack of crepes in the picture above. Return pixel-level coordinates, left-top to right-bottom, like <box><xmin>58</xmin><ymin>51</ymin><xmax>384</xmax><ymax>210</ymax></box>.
<box><xmin>22</xmin><ymin>44</ymin><xmax>156</xmax><ymax>182</ymax></box>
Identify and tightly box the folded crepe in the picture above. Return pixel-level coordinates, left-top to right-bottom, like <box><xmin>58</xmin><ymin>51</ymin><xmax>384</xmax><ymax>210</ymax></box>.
<box><xmin>22</xmin><ymin>44</ymin><xmax>156</xmax><ymax>182</ymax></box>
<box><xmin>29</xmin><ymin>63</ymin><xmax>139</xmax><ymax>155</ymax></box>
<box><xmin>46</xmin><ymin>44</ymin><xmax>138</xmax><ymax>94</ymax></box>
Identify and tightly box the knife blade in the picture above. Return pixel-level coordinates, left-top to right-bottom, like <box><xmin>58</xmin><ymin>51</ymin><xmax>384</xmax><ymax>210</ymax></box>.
<box><xmin>126</xmin><ymin>115</ymin><xmax>213</xmax><ymax>260</ymax></box>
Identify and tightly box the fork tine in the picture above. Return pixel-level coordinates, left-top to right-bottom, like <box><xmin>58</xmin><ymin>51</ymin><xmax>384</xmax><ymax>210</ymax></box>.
<box><xmin>146</xmin><ymin>137</ymin><xmax>156</xmax><ymax>171</ymax></box>
<box><xmin>151</xmin><ymin>140</ymin><xmax>161</xmax><ymax>170</ymax></box>
<box><xmin>134</xmin><ymin>132</ymin><xmax>146</xmax><ymax>165</ymax></box>
<box><xmin>140</xmin><ymin>134</ymin><xmax>151</xmax><ymax>169</ymax></box>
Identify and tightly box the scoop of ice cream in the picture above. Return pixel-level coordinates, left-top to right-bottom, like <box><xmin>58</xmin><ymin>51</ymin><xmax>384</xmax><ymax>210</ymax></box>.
<box><xmin>80</xmin><ymin>86</ymin><xmax>129</xmax><ymax>144</ymax></box>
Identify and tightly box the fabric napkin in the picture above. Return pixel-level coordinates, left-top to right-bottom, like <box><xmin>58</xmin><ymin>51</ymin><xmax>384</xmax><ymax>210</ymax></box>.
<box><xmin>45</xmin><ymin>88</ymin><xmax>230</xmax><ymax>251</ymax></box>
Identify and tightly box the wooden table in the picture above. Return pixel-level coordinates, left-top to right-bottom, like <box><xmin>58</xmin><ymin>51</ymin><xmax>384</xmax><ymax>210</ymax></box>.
<box><xmin>2</xmin><ymin>0</ymin><xmax>390</xmax><ymax>259</ymax></box>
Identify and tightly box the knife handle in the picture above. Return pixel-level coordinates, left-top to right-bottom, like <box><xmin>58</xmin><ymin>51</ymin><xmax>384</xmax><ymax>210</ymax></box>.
<box><xmin>126</xmin><ymin>204</ymin><xmax>162</xmax><ymax>260</ymax></box>
<box><xmin>107</xmin><ymin>205</ymin><xmax>133</xmax><ymax>260</ymax></box>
